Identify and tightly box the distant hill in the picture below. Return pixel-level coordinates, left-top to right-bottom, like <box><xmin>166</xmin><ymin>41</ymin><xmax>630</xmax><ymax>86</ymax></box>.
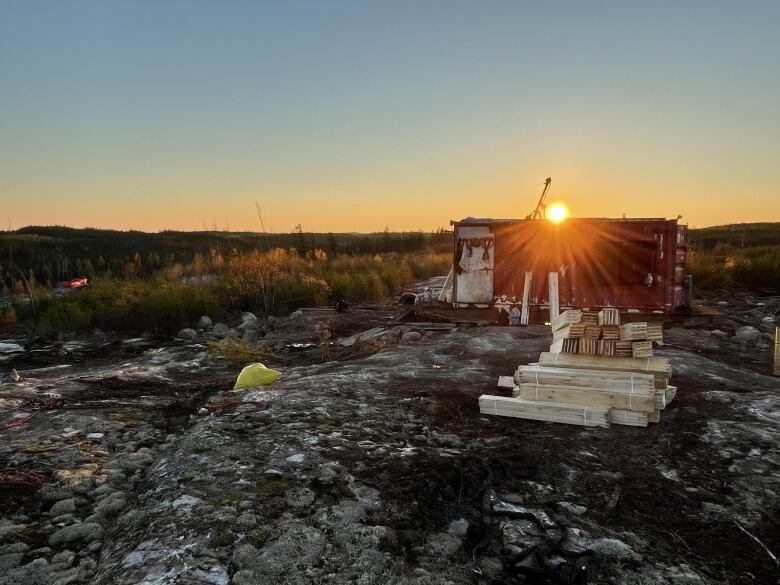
<box><xmin>688</xmin><ymin>222</ymin><xmax>780</xmax><ymax>249</ymax></box>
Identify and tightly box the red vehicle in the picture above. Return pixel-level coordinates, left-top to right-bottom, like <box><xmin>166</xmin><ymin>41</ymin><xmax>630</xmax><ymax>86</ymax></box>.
<box><xmin>58</xmin><ymin>278</ymin><xmax>89</xmax><ymax>289</ymax></box>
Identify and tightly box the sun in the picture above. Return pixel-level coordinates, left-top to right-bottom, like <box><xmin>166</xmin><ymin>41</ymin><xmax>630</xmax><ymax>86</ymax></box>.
<box><xmin>547</xmin><ymin>202</ymin><xmax>569</xmax><ymax>224</ymax></box>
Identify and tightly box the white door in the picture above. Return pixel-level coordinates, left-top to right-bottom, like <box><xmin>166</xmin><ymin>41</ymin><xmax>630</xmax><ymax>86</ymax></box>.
<box><xmin>454</xmin><ymin>228</ymin><xmax>494</xmax><ymax>304</ymax></box>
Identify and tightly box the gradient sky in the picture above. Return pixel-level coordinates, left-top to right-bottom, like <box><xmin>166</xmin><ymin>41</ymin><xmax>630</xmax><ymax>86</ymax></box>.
<box><xmin>1</xmin><ymin>1</ymin><xmax>779</xmax><ymax>232</ymax></box>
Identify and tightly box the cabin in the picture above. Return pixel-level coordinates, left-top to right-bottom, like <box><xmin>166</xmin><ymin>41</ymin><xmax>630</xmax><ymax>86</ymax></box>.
<box><xmin>442</xmin><ymin>217</ymin><xmax>688</xmax><ymax>315</ymax></box>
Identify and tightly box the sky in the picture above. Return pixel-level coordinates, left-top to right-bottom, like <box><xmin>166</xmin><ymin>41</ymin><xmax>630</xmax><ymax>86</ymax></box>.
<box><xmin>1</xmin><ymin>1</ymin><xmax>779</xmax><ymax>232</ymax></box>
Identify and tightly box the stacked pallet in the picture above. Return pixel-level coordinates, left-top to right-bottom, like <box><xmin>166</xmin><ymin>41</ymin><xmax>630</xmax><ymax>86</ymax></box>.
<box><xmin>480</xmin><ymin>310</ymin><xmax>677</xmax><ymax>428</ymax></box>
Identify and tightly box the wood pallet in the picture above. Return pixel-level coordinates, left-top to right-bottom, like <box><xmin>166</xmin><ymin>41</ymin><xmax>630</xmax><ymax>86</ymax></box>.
<box><xmin>479</xmin><ymin>394</ymin><xmax>610</xmax><ymax>428</ymax></box>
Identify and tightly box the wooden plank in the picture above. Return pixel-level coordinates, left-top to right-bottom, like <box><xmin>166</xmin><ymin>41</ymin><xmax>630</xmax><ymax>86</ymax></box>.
<box><xmin>515</xmin><ymin>366</ymin><xmax>655</xmax><ymax>393</ymax></box>
<box><xmin>550</xmin><ymin>338</ymin><xmax>580</xmax><ymax>353</ymax></box>
<box><xmin>632</xmin><ymin>341</ymin><xmax>654</xmax><ymax>358</ymax></box>
<box><xmin>552</xmin><ymin>323</ymin><xmax>586</xmax><ymax>341</ymax></box>
<box><xmin>598</xmin><ymin>308</ymin><xmax>620</xmax><ymax>326</ymax></box>
<box><xmin>646</xmin><ymin>324</ymin><xmax>664</xmax><ymax>341</ymax></box>
<box><xmin>336</xmin><ymin>327</ymin><xmax>387</xmax><ymax>347</ymax></box>
<box><xmin>615</xmin><ymin>341</ymin><xmax>633</xmax><ymax>357</ymax></box>
<box><xmin>552</xmin><ymin>309</ymin><xmax>582</xmax><ymax>332</ymax></box>
<box><xmin>648</xmin><ymin>409</ymin><xmax>661</xmax><ymax>423</ymax></box>
<box><xmin>548</xmin><ymin>272</ymin><xmax>560</xmax><ymax>322</ymax></box>
<box><xmin>584</xmin><ymin>326</ymin><xmax>602</xmax><ymax>339</ymax></box>
<box><xmin>581</xmin><ymin>311</ymin><xmax>599</xmax><ymax>325</ymax></box>
<box><xmin>497</xmin><ymin>376</ymin><xmax>516</xmax><ymax>389</ymax></box>
<box><xmin>479</xmin><ymin>394</ymin><xmax>610</xmax><ymax>428</ymax></box>
<box><xmin>520</xmin><ymin>271</ymin><xmax>532</xmax><ymax>326</ymax></box>
<box><xmin>578</xmin><ymin>339</ymin><xmax>598</xmax><ymax>355</ymax></box>
<box><xmin>517</xmin><ymin>384</ymin><xmax>656</xmax><ymax>412</ymax></box>
<box><xmin>538</xmin><ymin>353</ymin><xmax>672</xmax><ymax>386</ymax></box>
<box><xmin>514</xmin><ymin>364</ymin><xmax>660</xmax><ymax>388</ymax></box>
<box><xmin>619</xmin><ymin>322</ymin><xmax>648</xmax><ymax>341</ymax></box>
<box><xmin>601</xmin><ymin>325</ymin><xmax>620</xmax><ymax>340</ymax></box>
<box><xmin>609</xmin><ymin>408</ymin><xmax>649</xmax><ymax>427</ymax></box>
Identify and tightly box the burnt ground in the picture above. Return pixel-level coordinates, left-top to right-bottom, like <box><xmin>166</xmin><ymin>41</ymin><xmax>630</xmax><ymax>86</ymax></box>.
<box><xmin>0</xmin><ymin>298</ymin><xmax>778</xmax><ymax>585</ymax></box>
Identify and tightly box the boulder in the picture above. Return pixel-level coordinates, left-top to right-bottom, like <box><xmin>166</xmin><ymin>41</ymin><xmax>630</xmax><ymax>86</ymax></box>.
<box><xmin>212</xmin><ymin>323</ymin><xmax>231</xmax><ymax>338</ymax></box>
<box><xmin>400</xmin><ymin>331</ymin><xmax>422</xmax><ymax>344</ymax></box>
<box><xmin>49</xmin><ymin>498</ymin><xmax>77</xmax><ymax>516</ymax></box>
<box><xmin>49</xmin><ymin>523</ymin><xmax>104</xmax><ymax>546</ymax></box>
<box><xmin>197</xmin><ymin>315</ymin><xmax>213</xmax><ymax>330</ymax></box>
<box><xmin>240</xmin><ymin>312</ymin><xmax>258</xmax><ymax>325</ymax></box>
<box><xmin>94</xmin><ymin>492</ymin><xmax>126</xmax><ymax>518</ymax></box>
<box><xmin>177</xmin><ymin>328</ymin><xmax>197</xmax><ymax>342</ymax></box>
<box><xmin>734</xmin><ymin>325</ymin><xmax>760</xmax><ymax>343</ymax></box>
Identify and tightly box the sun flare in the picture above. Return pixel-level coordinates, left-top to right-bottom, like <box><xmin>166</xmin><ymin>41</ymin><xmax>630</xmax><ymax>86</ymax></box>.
<box><xmin>547</xmin><ymin>202</ymin><xmax>569</xmax><ymax>224</ymax></box>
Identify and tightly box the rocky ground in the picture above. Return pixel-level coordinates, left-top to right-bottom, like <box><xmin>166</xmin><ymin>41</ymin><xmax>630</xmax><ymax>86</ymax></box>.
<box><xmin>0</xmin><ymin>293</ymin><xmax>778</xmax><ymax>585</ymax></box>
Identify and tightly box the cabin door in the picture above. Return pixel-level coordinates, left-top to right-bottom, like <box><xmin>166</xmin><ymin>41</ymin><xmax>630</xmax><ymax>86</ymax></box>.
<box><xmin>454</xmin><ymin>228</ymin><xmax>495</xmax><ymax>305</ymax></box>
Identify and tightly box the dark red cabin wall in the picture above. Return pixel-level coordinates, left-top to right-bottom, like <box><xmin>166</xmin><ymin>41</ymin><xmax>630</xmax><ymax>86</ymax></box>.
<box><xmin>490</xmin><ymin>219</ymin><xmax>685</xmax><ymax>311</ymax></box>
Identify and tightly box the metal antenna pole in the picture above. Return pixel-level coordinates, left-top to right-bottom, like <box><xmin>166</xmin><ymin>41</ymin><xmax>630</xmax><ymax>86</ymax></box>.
<box><xmin>255</xmin><ymin>201</ymin><xmax>266</xmax><ymax>233</ymax></box>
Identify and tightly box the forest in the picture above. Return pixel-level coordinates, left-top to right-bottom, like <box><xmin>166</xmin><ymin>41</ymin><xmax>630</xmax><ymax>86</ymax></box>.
<box><xmin>0</xmin><ymin>223</ymin><xmax>777</xmax><ymax>335</ymax></box>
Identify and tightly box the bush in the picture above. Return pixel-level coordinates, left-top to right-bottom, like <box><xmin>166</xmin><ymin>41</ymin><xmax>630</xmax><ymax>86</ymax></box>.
<box><xmin>687</xmin><ymin>245</ymin><xmax>780</xmax><ymax>292</ymax></box>
<box><xmin>0</xmin><ymin>308</ymin><xmax>17</xmax><ymax>331</ymax></box>
<box><xmin>12</xmin><ymin>249</ymin><xmax>455</xmax><ymax>334</ymax></box>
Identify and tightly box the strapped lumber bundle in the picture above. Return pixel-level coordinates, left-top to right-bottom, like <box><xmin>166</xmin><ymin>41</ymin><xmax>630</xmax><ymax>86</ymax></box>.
<box><xmin>578</xmin><ymin>338</ymin><xmax>599</xmax><ymax>355</ymax></box>
<box><xmin>552</xmin><ymin>310</ymin><xmax>583</xmax><ymax>331</ymax></box>
<box><xmin>581</xmin><ymin>311</ymin><xmax>599</xmax><ymax>326</ymax></box>
<box><xmin>619</xmin><ymin>322</ymin><xmax>648</xmax><ymax>341</ymax></box>
<box><xmin>601</xmin><ymin>325</ymin><xmax>620</xmax><ymax>340</ymax></box>
<box><xmin>478</xmin><ymin>395</ymin><xmax>610</xmax><ymax>428</ymax></box>
<box><xmin>615</xmin><ymin>341</ymin><xmax>633</xmax><ymax>358</ymax></box>
<box><xmin>553</xmin><ymin>323</ymin><xmax>586</xmax><ymax>341</ymax></box>
<box><xmin>632</xmin><ymin>341</ymin><xmax>653</xmax><ymax>358</ymax></box>
<box><xmin>598</xmin><ymin>308</ymin><xmax>620</xmax><ymax>326</ymax></box>
<box><xmin>549</xmin><ymin>338</ymin><xmax>579</xmax><ymax>353</ymax></box>
<box><xmin>483</xmin><ymin>310</ymin><xmax>677</xmax><ymax>428</ymax></box>
<box><xmin>549</xmin><ymin>310</ymin><xmax>665</xmax><ymax>358</ymax></box>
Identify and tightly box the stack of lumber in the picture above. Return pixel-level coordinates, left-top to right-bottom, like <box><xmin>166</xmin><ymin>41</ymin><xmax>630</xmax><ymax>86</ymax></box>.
<box><xmin>481</xmin><ymin>310</ymin><xmax>677</xmax><ymax>428</ymax></box>
<box><xmin>550</xmin><ymin>310</ymin><xmax>665</xmax><ymax>358</ymax></box>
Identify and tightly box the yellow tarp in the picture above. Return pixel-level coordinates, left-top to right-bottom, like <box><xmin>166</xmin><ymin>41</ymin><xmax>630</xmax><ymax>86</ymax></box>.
<box><xmin>233</xmin><ymin>363</ymin><xmax>282</xmax><ymax>390</ymax></box>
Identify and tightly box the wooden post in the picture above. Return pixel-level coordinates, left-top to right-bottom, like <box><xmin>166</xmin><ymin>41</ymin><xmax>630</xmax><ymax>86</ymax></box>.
<box><xmin>548</xmin><ymin>272</ymin><xmax>559</xmax><ymax>322</ymax></box>
<box><xmin>520</xmin><ymin>271</ymin><xmax>532</xmax><ymax>325</ymax></box>
<box><xmin>774</xmin><ymin>326</ymin><xmax>779</xmax><ymax>377</ymax></box>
